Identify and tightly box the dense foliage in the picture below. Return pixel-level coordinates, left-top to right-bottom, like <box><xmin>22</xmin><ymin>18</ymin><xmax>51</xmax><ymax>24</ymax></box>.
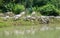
<box><xmin>13</xmin><ymin>4</ymin><xmax>25</xmax><ymax>14</ymax></box>
<box><xmin>37</xmin><ymin>4</ymin><xmax>60</xmax><ymax>16</ymax></box>
<box><xmin>0</xmin><ymin>0</ymin><xmax>60</xmax><ymax>15</ymax></box>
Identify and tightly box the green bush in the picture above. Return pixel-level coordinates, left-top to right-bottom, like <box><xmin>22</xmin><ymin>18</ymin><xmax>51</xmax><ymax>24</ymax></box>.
<box><xmin>32</xmin><ymin>7</ymin><xmax>37</xmax><ymax>11</ymax></box>
<box><xmin>4</xmin><ymin>2</ymin><xmax>15</xmax><ymax>12</ymax></box>
<box><xmin>13</xmin><ymin>4</ymin><xmax>25</xmax><ymax>14</ymax></box>
<box><xmin>37</xmin><ymin>4</ymin><xmax>60</xmax><ymax>16</ymax></box>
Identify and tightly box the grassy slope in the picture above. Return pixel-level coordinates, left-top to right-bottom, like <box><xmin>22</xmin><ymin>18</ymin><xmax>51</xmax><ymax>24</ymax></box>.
<box><xmin>0</xmin><ymin>17</ymin><xmax>60</xmax><ymax>38</ymax></box>
<box><xmin>0</xmin><ymin>17</ymin><xmax>60</xmax><ymax>27</ymax></box>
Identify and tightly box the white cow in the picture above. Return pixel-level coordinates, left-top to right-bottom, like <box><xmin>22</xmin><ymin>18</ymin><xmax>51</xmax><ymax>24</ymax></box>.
<box><xmin>3</xmin><ymin>16</ymin><xmax>9</xmax><ymax>21</ymax></box>
<box><xmin>0</xmin><ymin>13</ymin><xmax>4</xmax><ymax>17</ymax></box>
<box><xmin>31</xmin><ymin>11</ymin><xmax>35</xmax><ymax>15</ymax></box>
<box><xmin>5</xmin><ymin>12</ymin><xmax>14</xmax><ymax>17</ymax></box>
<box><xmin>24</xmin><ymin>15</ymin><xmax>36</xmax><ymax>21</ymax></box>
<box><xmin>54</xmin><ymin>16</ymin><xmax>60</xmax><ymax>18</ymax></box>
<box><xmin>13</xmin><ymin>14</ymin><xmax>22</xmax><ymax>20</ymax></box>
<box><xmin>20</xmin><ymin>11</ymin><xmax>25</xmax><ymax>15</ymax></box>
<box><xmin>13</xmin><ymin>11</ymin><xmax>25</xmax><ymax>20</ymax></box>
<box><xmin>24</xmin><ymin>15</ymin><xmax>31</xmax><ymax>21</ymax></box>
<box><xmin>38</xmin><ymin>16</ymin><xmax>50</xmax><ymax>24</ymax></box>
<box><xmin>31</xmin><ymin>11</ymin><xmax>36</xmax><ymax>17</ymax></box>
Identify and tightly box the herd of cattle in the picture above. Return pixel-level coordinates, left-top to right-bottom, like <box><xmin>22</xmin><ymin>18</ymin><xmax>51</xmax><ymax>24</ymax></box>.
<box><xmin>0</xmin><ymin>11</ymin><xmax>60</xmax><ymax>24</ymax></box>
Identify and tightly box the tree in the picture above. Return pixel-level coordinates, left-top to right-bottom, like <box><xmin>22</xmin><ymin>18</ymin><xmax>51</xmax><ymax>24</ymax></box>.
<box><xmin>50</xmin><ymin>0</ymin><xmax>60</xmax><ymax>9</ymax></box>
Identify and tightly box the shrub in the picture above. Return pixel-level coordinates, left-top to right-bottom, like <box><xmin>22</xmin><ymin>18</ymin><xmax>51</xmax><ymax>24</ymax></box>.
<box><xmin>4</xmin><ymin>2</ymin><xmax>15</xmax><ymax>12</ymax></box>
<box><xmin>32</xmin><ymin>7</ymin><xmax>37</xmax><ymax>11</ymax></box>
<box><xmin>37</xmin><ymin>4</ymin><xmax>60</xmax><ymax>16</ymax></box>
<box><xmin>13</xmin><ymin>4</ymin><xmax>25</xmax><ymax>14</ymax></box>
